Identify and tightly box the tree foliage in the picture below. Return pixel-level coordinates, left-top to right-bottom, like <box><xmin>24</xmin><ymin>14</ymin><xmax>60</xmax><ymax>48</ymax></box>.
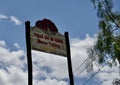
<box><xmin>90</xmin><ymin>0</ymin><xmax>120</xmax><ymax>66</ymax></box>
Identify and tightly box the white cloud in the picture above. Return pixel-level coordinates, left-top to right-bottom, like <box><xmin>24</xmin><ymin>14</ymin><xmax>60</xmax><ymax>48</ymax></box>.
<box><xmin>0</xmin><ymin>40</ymin><xmax>6</xmax><ymax>47</ymax></box>
<box><xmin>10</xmin><ymin>16</ymin><xmax>22</xmax><ymax>25</ymax></box>
<box><xmin>0</xmin><ymin>13</ymin><xmax>22</xmax><ymax>25</ymax></box>
<box><xmin>0</xmin><ymin>40</ymin><xmax>27</xmax><ymax>85</ymax></box>
<box><xmin>0</xmin><ymin>14</ymin><xmax>8</xmax><ymax>20</ymax></box>
<box><xmin>14</xmin><ymin>43</ymin><xmax>20</xmax><ymax>49</ymax></box>
<box><xmin>32</xmin><ymin>51</ymin><xmax>68</xmax><ymax>80</ymax></box>
<box><xmin>0</xmin><ymin>35</ymin><xmax>119</xmax><ymax>85</ymax></box>
<box><xmin>71</xmin><ymin>35</ymin><xmax>96</xmax><ymax>77</ymax></box>
<box><xmin>33</xmin><ymin>78</ymin><xmax>68</xmax><ymax>85</ymax></box>
<box><xmin>0</xmin><ymin>66</ymin><xmax>27</xmax><ymax>85</ymax></box>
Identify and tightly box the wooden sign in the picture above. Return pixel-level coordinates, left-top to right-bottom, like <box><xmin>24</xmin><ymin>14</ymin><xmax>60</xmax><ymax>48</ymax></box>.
<box><xmin>30</xmin><ymin>27</ymin><xmax>67</xmax><ymax>57</ymax></box>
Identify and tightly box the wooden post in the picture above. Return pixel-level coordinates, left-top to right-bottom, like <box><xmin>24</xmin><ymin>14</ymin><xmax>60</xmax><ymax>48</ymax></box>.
<box><xmin>25</xmin><ymin>21</ymin><xmax>33</xmax><ymax>85</ymax></box>
<box><xmin>65</xmin><ymin>32</ymin><xmax>74</xmax><ymax>85</ymax></box>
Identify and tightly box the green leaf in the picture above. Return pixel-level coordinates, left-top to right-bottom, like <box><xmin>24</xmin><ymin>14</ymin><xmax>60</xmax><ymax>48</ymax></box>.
<box><xmin>90</xmin><ymin>0</ymin><xmax>120</xmax><ymax>66</ymax></box>
<box><xmin>99</xmin><ymin>20</ymin><xmax>106</xmax><ymax>29</ymax></box>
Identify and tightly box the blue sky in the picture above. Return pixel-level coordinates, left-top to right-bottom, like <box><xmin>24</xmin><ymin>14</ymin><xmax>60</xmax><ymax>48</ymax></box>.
<box><xmin>0</xmin><ymin>0</ymin><xmax>99</xmax><ymax>48</ymax></box>
<box><xmin>0</xmin><ymin>0</ymin><xmax>120</xmax><ymax>85</ymax></box>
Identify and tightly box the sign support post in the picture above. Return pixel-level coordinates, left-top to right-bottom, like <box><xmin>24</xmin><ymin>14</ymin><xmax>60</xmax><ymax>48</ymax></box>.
<box><xmin>65</xmin><ymin>32</ymin><xmax>74</xmax><ymax>85</ymax></box>
<box><xmin>25</xmin><ymin>21</ymin><xmax>33</xmax><ymax>85</ymax></box>
<box><xmin>25</xmin><ymin>19</ymin><xmax>74</xmax><ymax>85</ymax></box>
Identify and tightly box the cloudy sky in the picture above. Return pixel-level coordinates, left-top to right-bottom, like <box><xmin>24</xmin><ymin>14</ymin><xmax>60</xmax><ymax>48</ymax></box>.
<box><xmin>0</xmin><ymin>0</ymin><xmax>120</xmax><ymax>85</ymax></box>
